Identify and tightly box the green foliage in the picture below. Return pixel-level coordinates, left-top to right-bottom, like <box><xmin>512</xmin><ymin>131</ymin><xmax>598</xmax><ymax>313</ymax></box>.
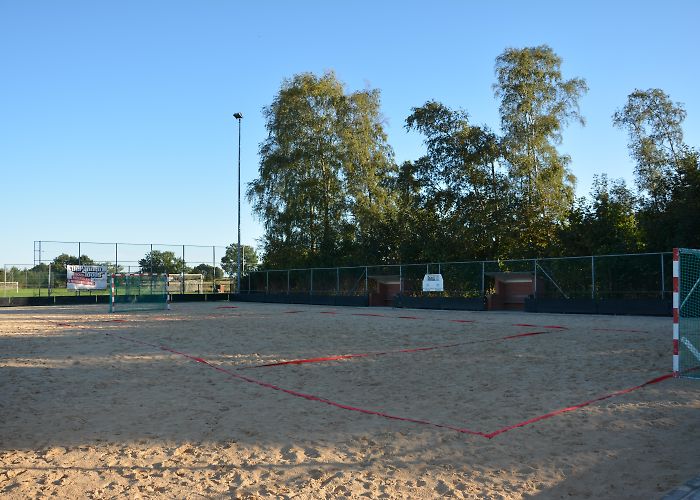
<box><xmin>613</xmin><ymin>88</ymin><xmax>697</xmax><ymax>250</ymax></box>
<box><xmin>494</xmin><ymin>45</ymin><xmax>588</xmax><ymax>256</ymax></box>
<box><xmin>613</xmin><ymin>88</ymin><xmax>687</xmax><ymax>208</ymax></box>
<box><xmin>190</xmin><ymin>264</ymin><xmax>224</xmax><ymax>280</ymax></box>
<box><xmin>248</xmin><ymin>71</ymin><xmax>395</xmax><ymax>268</ymax></box>
<box><xmin>138</xmin><ymin>250</ymin><xmax>188</xmax><ymax>274</ymax></box>
<box><xmin>221</xmin><ymin>244</ymin><xmax>259</xmax><ymax>276</ymax></box>
<box><xmin>50</xmin><ymin>253</ymin><xmax>95</xmax><ymax>274</ymax></box>
<box><xmin>247</xmin><ymin>53</ymin><xmax>695</xmax><ymax>270</ymax></box>
<box><xmin>638</xmin><ymin>149</ymin><xmax>700</xmax><ymax>250</ymax></box>
<box><xmin>403</xmin><ymin>101</ymin><xmax>512</xmax><ymax>260</ymax></box>
<box><xmin>558</xmin><ymin>175</ymin><xmax>643</xmax><ymax>255</ymax></box>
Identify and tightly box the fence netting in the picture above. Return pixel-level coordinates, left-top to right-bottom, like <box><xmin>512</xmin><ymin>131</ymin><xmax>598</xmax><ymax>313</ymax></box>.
<box><xmin>4</xmin><ymin>247</ymin><xmax>672</xmax><ymax>300</ymax></box>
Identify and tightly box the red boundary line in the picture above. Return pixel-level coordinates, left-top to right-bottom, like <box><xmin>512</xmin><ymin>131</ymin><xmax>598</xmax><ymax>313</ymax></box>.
<box><xmin>243</xmin><ymin>329</ymin><xmax>554</xmax><ymax>369</ymax></box>
<box><xmin>108</xmin><ymin>333</ymin><xmax>486</xmax><ymax>437</ymax></box>
<box><xmin>107</xmin><ymin>331</ymin><xmax>675</xmax><ymax>439</ymax></box>
<box><xmin>483</xmin><ymin>373</ymin><xmax>673</xmax><ymax>438</ymax></box>
<box><xmin>592</xmin><ymin>328</ymin><xmax>649</xmax><ymax>333</ymax></box>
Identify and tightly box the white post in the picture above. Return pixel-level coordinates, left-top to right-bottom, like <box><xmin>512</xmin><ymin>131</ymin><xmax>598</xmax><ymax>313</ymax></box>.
<box><xmin>673</xmin><ymin>248</ymin><xmax>680</xmax><ymax>377</ymax></box>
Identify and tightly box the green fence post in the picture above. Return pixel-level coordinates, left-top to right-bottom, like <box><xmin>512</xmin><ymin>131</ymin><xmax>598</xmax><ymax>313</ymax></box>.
<box><xmin>661</xmin><ymin>253</ymin><xmax>665</xmax><ymax>299</ymax></box>
<box><xmin>533</xmin><ymin>259</ymin><xmax>537</xmax><ymax>298</ymax></box>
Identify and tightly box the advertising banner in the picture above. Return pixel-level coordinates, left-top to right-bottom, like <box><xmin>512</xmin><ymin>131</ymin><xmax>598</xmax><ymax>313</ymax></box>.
<box><xmin>66</xmin><ymin>265</ymin><xmax>108</xmax><ymax>290</ymax></box>
<box><xmin>422</xmin><ymin>273</ymin><xmax>444</xmax><ymax>292</ymax></box>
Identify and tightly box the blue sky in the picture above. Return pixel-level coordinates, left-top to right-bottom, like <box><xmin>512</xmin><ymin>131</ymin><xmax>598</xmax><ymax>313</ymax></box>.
<box><xmin>1</xmin><ymin>1</ymin><xmax>698</xmax><ymax>265</ymax></box>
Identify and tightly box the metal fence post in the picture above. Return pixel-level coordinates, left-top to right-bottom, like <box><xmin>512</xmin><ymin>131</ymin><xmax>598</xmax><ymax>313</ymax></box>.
<box><xmin>591</xmin><ymin>256</ymin><xmax>595</xmax><ymax>300</ymax></box>
<box><xmin>365</xmin><ymin>266</ymin><xmax>368</xmax><ymax>295</ymax></box>
<box><xmin>310</xmin><ymin>269</ymin><xmax>314</xmax><ymax>296</ymax></box>
<box><xmin>336</xmin><ymin>267</ymin><xmax>339</xmax><ymax>295</ymax></box>
<box><xmin>287</xmin><ymin>270</ymin><xmax>290</xmax><ymax>295</ymax></box>
<box><xmin>660</xmin><ymin>253</ymin><xmax>665</xmax><ymax>298</ymax></box>
<box><xmin>266</xmin><ymin>270</ymin><xmax>269</xmax><ymax>294</ymax></box>
<box><xmin>48</xmin><ymin>263</ymin><xmax>52</xmax><ymax>297</ymax></box>
<box><xmin>481</xmin><ymin>261</ymin><xmax>485</xmax><ymax>296</ymax></box>
<box><xmin>399</xmin><ymin>265</ymin><xmax>403</xmax><ymax>293</ymax></box>
<box><xmin>533</xmin><ymin>259</ymin><xmax>537</xmax><ymax>298</ymax></box>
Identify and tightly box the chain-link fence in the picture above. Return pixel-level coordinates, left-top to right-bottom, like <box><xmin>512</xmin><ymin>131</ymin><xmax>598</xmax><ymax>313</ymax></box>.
<box><xmin>242</xmin><ymin>252</ymin><xmax>672</xmax><ymax>300</ymax></box>
<box><xmin>0</xmin><ymin>240</ymin><xmax>257</xmax><ymax>297</ymax></box>
<box><xmin>3</xmin><ymin>248</ymin><xmax>672</xmax><ymax>300</ymax></box>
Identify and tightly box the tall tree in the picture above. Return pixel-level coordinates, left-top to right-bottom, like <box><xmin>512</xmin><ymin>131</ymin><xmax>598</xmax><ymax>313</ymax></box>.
<box><xmin>51</xmin><ymin>254</ymin><xmax>95</xmax><ymax>274</ymax></box>
<box><xmin>190</xmin><ymin>264</ymin><xmax>224</xmax><ymax>280</ymax></box>
<box><xmin>249</xmin><ymin>72</ymin><xmax>395</xmax><ymax>267</ymax></box>
<box><xmin>612</xmin><ymin>88</ymin><xmax>697</xmax><ymax>249</ymax></box>
<box><xmin>138</xmin><ymin>251</ymin><xmax>188</xmax><ymax>274</ymax></box>
<box><xmin>494</xmin><ymin>45</ymin><xmax>588</xmax><ymax>256</ymax></box>
<box><xmin>220</xmin><ymin>244</ymin><xmax>259</xmax><ymax>276</ymax></box>
<box><xmin>612</xmin><ymin>88</ymin><xmax>688</xmax><ymax>209</ymax></box>
<box><xmin>404</xmin><ymin>101</ymin><xmax>511</xmax><ymax>260</ymax></box>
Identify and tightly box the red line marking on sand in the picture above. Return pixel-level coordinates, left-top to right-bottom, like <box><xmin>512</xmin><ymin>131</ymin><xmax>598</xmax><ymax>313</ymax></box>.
<box><xmin>215</xmin><ymin>306</ymin><xmax>239</xmax><ymax>309</ymax></box>
<box><xmin>397</xmin><ymin>316</ymin><xmax>421</xmax><ymax>320</ymax></box>
<box><xmin>108</xmin><ymin>333</ymin><xmax>486</xmax><ymax>436</ymax></box>
<box><xmin>319</xmin><ymin>311</ymin><xmax>337</xmax><ymax>314</ymax></box>
<box><xmin>593</xmin><ymin>328</ymin><xmax>648</xmax><ymax>333</ymax></box>
<box><xmin>514</xmin><ymin>323</ymin><xmax>567</xmax><ymax>329</ymax></box>
<box><xmin>107</xmin><ymin>332</ymin><xmax>674</xmax><ymax>438</ymax></box>
<box><xmin>352</xmin><ymin>313</ymin><xmax>386</xmax><ymax>317</ymax></box>
<box><xmin>449</xmin><ymin>319</ymin><xmax>475</xmax><ymax>323</ymax></box>
<box><xmin>483</xmin><ymin>373</ymin><xmax>673</xmax><ymax>438</ymax></box>
<box><xmin>284</xmin><ymin>310</ymin><xmax>304</xmax><ymax>314</ymax></box>
<box><xmin>244</xmin><ymin>331</ymin><xmax>553</xmax><ymax>369</ymax></box>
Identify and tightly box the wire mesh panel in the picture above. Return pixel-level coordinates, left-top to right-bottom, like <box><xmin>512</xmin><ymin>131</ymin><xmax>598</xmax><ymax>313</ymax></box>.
<box><xmin>311</xmin><ymin>268</ymin><xmax>339</xmax><ymax>295</ymax></box>
<box><xmin>267</xmin><ymin>270</ymin><xmax>288</xmax><ymax>294</ymax></box>
<box><xmin>536</xmin><ymin>256</ymin><xmax>593</xmax><ymax>299</ymax></box>
<box><xmin>288</xmin><ymin>269</ymin><xmax>311</xmax><ymax>294</ymax></box>
<box><xmin>109</xmin><ymin>274</ymin><xmax>169</xmax><ymax>313</ymax></box>
<box><xmin>2</xmin><ymin>264</ymin><xmax>50</xmax><ymax>297</ymax></box>
<box><xmin>338</xmin><ymin>267</ymin><xmax>367</xmax><ymax>296</ymax></box>
<box><xmin>441</xmin><ymin>262</ymin><xmax>483</xmax><ymax>297</ymax></box>
<box><xmin>594</xmin><ymin>253</ymin><xmax>665</xmax><ymax>299</ymax></box>
<box><xmin>247</xmin><ymin>270</ymin><xmax>268</xmax><ymax>294</ymax></box>
<box><xmin>677</xmin><ymin>248</ymin><xmax>700</xmax><ymax>379</ymax></box>
<box><xmin>401</xmin><ymin>264</ymin><xmax>427</xmax><ymax>295</ymax></box>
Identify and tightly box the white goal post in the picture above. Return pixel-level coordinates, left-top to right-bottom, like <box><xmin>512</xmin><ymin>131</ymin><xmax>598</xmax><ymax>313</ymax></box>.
<box><xmin>167</xmin><ymin>273</ymin><xmax>205</xmax><ymax>293</ymax></box>
<box><xmin>0</xmin><ymin>282</ymin><xmax>19</xmax><ymax>292</ymax></box>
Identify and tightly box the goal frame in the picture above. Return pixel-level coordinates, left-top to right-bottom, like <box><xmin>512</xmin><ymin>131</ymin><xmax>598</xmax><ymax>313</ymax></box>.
<box><xmin>673</xmin><ymin>248</ymin><xmax>700</xmax><ymax>379</ymax></box>
<box><xmin>109</xmin><ymin>273</ymin><xmax>170</xmax><ymax>313</ymax></box>
<box><xmin>0</xmin><ymin>281</ymin><xmax>19</xmax><ymax>292</ymax></box>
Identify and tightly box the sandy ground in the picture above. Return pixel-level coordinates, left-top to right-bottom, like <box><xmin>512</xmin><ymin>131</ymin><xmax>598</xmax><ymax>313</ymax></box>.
<box><xmin>0</xmin><ymin>301</ymin><xmax>698</xmax><ymax>499</ymax></box>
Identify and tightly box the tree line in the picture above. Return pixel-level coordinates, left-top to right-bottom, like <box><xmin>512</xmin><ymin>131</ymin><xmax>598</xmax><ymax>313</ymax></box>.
<box><xmin>248</xmin><ymin>45</ymin><xmax>698</xmax><ymax>269</ymax></box>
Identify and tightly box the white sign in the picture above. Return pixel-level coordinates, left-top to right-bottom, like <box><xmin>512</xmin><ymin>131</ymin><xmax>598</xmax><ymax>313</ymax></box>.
<box><xmin>66</xmin><ymin>265</ymin><xmax>108</xmax><ymax>290</ymax></box>
<box><xmin>422</xmin><ymin>273</ymin><xmax>444</xmax><ymax>292</ymax></box>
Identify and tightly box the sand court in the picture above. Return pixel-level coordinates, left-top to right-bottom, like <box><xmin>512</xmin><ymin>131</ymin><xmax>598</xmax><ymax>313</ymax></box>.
<box><xmin>1</xmin><ymin>302</ymin><xmax>698</xmax><ymax>498</ymax></box>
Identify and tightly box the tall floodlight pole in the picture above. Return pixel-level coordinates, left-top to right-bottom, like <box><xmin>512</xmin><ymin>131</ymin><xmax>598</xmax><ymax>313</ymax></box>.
<box><xmin>233</xmin><ymin>112</ymin><xmax>243</xmax><ymax>294</ymax></box>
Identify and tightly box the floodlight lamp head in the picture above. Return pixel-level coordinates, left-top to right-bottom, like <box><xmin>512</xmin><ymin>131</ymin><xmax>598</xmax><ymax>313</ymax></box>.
<box><xmin>233</xmin><ymin>112</ymin><xmax>243</xmax><ymax>119</ymax></box>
